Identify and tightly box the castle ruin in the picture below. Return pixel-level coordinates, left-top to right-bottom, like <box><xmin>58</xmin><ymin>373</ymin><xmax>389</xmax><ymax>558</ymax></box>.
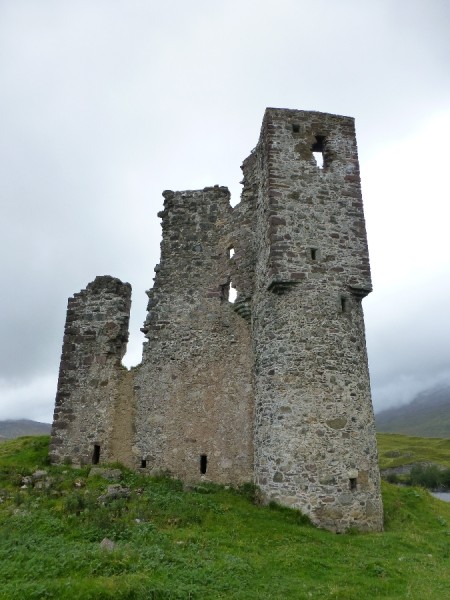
<box><xmin>50</xmin><ymin>108</ymin><xmax>383</xmax><ymax>532</ymax></box>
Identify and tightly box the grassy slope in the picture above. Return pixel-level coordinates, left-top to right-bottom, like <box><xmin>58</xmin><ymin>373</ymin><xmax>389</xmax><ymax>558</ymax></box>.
<box><xmin>0</xmin><ymin>436</ymin><xmax>449</xmax><ymax>599</ymax></box>
<box><xmin>377</xmin><ymin>433</ymin><xmax>450</xmax><ymax>470</ymax></box>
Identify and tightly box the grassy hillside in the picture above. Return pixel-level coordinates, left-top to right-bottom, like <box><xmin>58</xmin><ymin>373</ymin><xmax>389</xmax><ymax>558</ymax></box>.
<box><xmin>376</xmin><ymin>385</ymin><xmax>450</xmax><ymax>438</ymax></box>
<box><xmin>377</xmin><ymin>433</ymin><xmax>450</xmax><ymax>470</ymax></box>
<box><xmin>1</xmin><ymin>436</ymin><xmax>450</xmax><ymax>599</ymax></box>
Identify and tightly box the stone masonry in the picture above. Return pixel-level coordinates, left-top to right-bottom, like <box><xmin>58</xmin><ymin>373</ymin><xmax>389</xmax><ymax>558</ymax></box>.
<box><xmin>51</xmin><ymin>108</ymin><xmax>383</xmax><ymax>532</ymax></box>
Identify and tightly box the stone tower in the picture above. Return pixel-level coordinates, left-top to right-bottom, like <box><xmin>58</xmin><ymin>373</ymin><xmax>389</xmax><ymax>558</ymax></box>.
<box><xmin>51</xmin><ymin>276</ymin><xmax>132</xmax><ymax>465</ymax></box>
<box><xmin>50</xmin><ymin>108</ymin><xmax>383</xmax><ymax>532</ymax></box>
<box><xmin>247</xmin><ymin>109</ymin><xmax>382</xmax><ymax>531</ymax></box>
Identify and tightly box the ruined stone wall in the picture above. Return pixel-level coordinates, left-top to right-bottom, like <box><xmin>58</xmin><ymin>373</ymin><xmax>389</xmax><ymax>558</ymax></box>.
<box><xmin>50</xmin><ymin>107</ymin><xmax>383</xmax><ymax>532</ymax></box>
<box><xmin>50</xmin><ymin>276</ymin><xmax>132</xmax><ymax>465</ymax></box>
<box><xmin>249</xmin><ymin>109</ymin><xmax>382</xmax><ymax>531</ymax></box>
<box><xmin>109</xmin><ymin>369</ymin><xmax>135</xmax><ymax>468</ymax></box>
<box><xmin>134</xmin><ymin>187</ymin><xmax>254</xmax><ymax>483</ymax></box>
<box><xmin>229</xmin><ymin>151</ymin><xmax>258</xmax><ymax>319</ymax></box>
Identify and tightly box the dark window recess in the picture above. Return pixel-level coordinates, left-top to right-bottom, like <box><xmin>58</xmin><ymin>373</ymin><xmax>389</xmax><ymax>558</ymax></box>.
<box><xmin>92</xmin><ymin>444</ymin><xmax>100</xmax><ymax>465</ymax></box>
<box><xmin>341</xmin><ymin>297</ymin><xmax>348</xmax><ymax>313</ymax></box>
<box><xmin>200</xmin><ymin>454</ymin><xmax>208</xmax><ymax>475</ymax></box>
<box><xmin>292</xmin><ymin>124</ymin><xmax>300</xmax><ymax>133</ymax></box>
<box><xmin>349</xmin><ymin>477</ymin><xmax>357</xmax><ymax>491</ymax></box>
<box><xmin>310</xmin><ymin>248</ymin><xmax>318</xmax><ymax>260</ymax></box>
<box><xmin>220</xmin><ymin>282</ymin><xmax>229</xmax><ymax>302</ymax></box>
<box><xmin>141</xmin><ymin>459</ymin><xmax>147</xmax><ymax>468</ymax></box>
<box><xmin>311</xmin><ymin>135</ymin><xmax>326</xmax><ymax>169</ymax></box>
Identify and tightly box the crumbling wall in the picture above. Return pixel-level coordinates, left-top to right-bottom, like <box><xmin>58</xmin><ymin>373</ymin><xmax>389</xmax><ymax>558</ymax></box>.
<box><xmin>109</xmin><ymin>368</ymin><xmax>135</xmax><ymax>468</ymax></box>
<box><xmin>50</xmin><ymin>107</ymin><xmax>383</xmax><ymax>532</ymax></box>
<box><xmin>249</xmin><ymin>109</ymin><xmax>383</xmax><ymax>532</ymax></box>
<box><xmin>229</xmin><ymin>151</ymin><xmax>258</xmax><ymax>320</ymax></box>
<box><xmin>134</xmin><ymin>187</ymin><xmax>254</xmax><ymax>483</ymax></box>
<box><xmin>50</xmin><ymin>276</ymin><xmax>132</xmax><ymax>465</ymax></box>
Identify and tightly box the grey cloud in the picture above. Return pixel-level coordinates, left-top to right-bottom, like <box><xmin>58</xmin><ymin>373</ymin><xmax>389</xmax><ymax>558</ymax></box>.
<box><xmin>1</xmin><ymin>0</ymin><xmax>449</xmax><ymax>421</ymax></box>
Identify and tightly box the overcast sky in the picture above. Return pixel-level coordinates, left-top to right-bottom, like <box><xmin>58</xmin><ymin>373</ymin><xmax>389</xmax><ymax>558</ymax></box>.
<box><xmin>1</xmin><ymin>0</ymin><xmax>449</xmax><ymax>422</ymax></box>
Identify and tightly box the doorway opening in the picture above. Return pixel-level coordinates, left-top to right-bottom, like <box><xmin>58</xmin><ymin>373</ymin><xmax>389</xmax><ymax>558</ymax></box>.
<box><xmin>92</xmin><ymin>444</ymin><xmax>100</xmax><ymax>465</ymax></box>
<box><xmin>200</xmin><ymin>454</ymin><xmax>208</xmax><ymax>475</ymax></box>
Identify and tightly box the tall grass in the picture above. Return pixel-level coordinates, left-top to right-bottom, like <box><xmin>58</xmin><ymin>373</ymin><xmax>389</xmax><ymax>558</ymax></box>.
<box><xmin>0</xmin><ymin>436</ymin><xmax>449</xmax><ymax>599</ymax></box>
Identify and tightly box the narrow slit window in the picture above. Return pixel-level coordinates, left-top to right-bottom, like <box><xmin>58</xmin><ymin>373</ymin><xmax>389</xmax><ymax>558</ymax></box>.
<box><xmin>311</xmin><ymin>135</ymin><xmax>326</xmax><ymax>169</ymax></box>
<box><xmin>200</xmin><ymin>454</ymin><xmax>208</xmax><ymax>475</ymax></box>
<box><xmin>220</xmin><ymin>283</ymin><xmax>229</xmax><ymax>302</ymax></box>
<box><xmin>349</xmin><ymin>477</ymin><xmax>357</xmax><ymax>491</ymax></box>
<box><xmin>341</xmin><ymin>297</ymin><xmax>348</xmax><ymax>313</ymax></box>
<box><xmin>228</xmin><ymin>247</ymin><xmax>235</xmax><ymax>259</ymax></box>
<box><xmin>310</xmin><ymin>248</ymin><xmax>317</xmax><ymax>260</ymax></box>
<box><xmin>92</xmin><ymin>444</ymin><xmax>100</xmax><ymax>465</ymax></box>
<box><xmin>141</xmin><ymin>459</ymin><xmax>147</xmax><ymax>468</ymax></box>
<box><xmin>221</xmin><ymin>282</ymin><xmax>237</xmax><ymax>303</ymax></box>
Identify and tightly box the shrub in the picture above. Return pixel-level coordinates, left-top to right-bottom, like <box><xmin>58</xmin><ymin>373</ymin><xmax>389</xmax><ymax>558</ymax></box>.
<box><xmin>64</xmin><ymin>492</ymin><xmax>88</xmax><ymax>515</ymax></box>
<box><xmin>439</xmin><ymin>469</ymin><xmax>450</xmax><ymax>489</ymax></box>
<box><xmin>236</xmin><ymin>482</ymin><xmax>263</xmax><ymax>504</ymax></box>
<box><xmin>385</xmin><ymin>473</ymin><xmax>400</xmax><ymax>484</ymax></box>
<box><xmin>409</xmin><ymin>465</ymin><xmax>450</xmax><ymax>490</ymax></box>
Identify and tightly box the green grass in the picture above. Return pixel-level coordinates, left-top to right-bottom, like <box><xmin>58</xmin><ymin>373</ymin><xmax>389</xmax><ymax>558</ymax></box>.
<box><xmin>377</xmin><ymin>433</ymin><xmax>450</xmax><ymax>470</ymax></box>
<box><xmin>0</xmin><ymin>435</ymin><xmax>50</xmax><ymax>468</ymax></box>
<box><xmin>1</xmin><ymin>436</ymin><xmax>450</xmax><ymax>599</ymax></box>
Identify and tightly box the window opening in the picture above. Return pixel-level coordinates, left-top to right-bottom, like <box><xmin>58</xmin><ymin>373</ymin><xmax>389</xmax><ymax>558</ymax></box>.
<box><xmin>200</xmin><ymin>454</ymin><xmax>208</xmax><ymax>475</ymax></box>
<box><xmin>349</xmin><ymin>477</ymin><xmax>357</xmax><ymax>491</ymax></box>
<box><xmin>292</xmin><ymin>124</ymin><xmax>300</xmax><ymax>133</ymax></box>
<box><xmin>311</xmin><ymin>135</ymin><xmax>326</xmax><ymax>169</ymax></box>
<box><xmin>92</xmin><ymin>444</ymin><xmax>100</xmax><ymax>465</ymax></box>
<box><xmin>221</xmin><ymin>281</ymin><xmax>237</xmax><ymax>303</ymax></box>
<box><xmin>340</xmin><ymin>296</ymin><xmax>348</xmax><ymax>313</ymax></box>
<box><xmin>220</xmin><ymin>283</ymin><xmax>229</xmax><ymax>302</ymax></box>
<box><xmin>228</xmin><ymin>247</ymin><xmax>235</xmax><ymax>259</ymax></box>
<box><xmin>310</xmin><ymin>248</ymin><xmax>317</xmax><ymax>260</ymax></box>
<box><xmin>141</xmin><ymin>459</ymin><xmax>147</xmax><ymax>468</ymax></box>
<box><xmin>313</xmin><ymin>151</ymin><xmax>324</xmax><ymax>169</ymax></box>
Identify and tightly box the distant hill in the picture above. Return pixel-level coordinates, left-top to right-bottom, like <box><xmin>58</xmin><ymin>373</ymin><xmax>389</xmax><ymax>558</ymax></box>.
<box><xmin>0</xmin><ymin>419</ymin><xmax>51</xmax><ymax>440</ymax></box>
<box><xmin>376</xmin><ymin>384</ymin><xmax>450</xmax><ymax>438</ymax></box>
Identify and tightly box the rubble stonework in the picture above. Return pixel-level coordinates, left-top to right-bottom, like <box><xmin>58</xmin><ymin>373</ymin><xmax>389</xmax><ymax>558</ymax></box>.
<box><xmin>50</xmin><ymin>276</ymin><xmax>132</xmax><ymax>466</ymax></box>
<box><xmin>51</xmin><ymin>108</ymin><xmax>383</xmax><ymax>532</ymax></box>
